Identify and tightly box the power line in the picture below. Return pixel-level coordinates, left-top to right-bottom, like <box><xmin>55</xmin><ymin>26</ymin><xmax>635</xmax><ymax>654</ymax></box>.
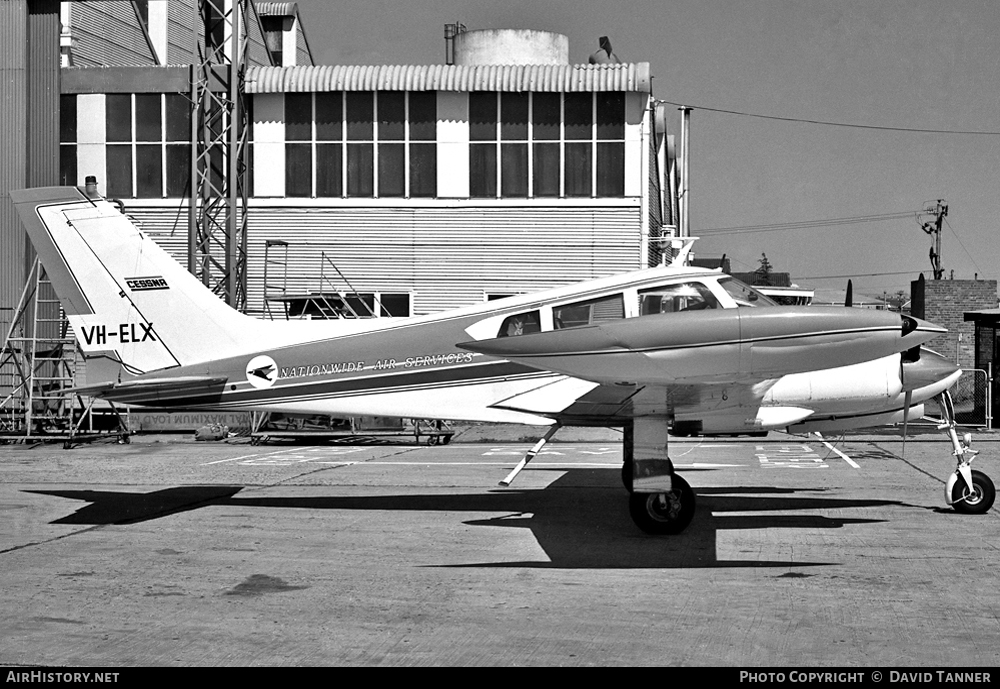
<box><xmin>698</xmin><ymin>210</ymin><xmax>920</xmax><ymax>236</ymax></box>
<box><xmin>657</xmin><ymin>101</ymin><xmax>1000</xmax><ymax>136</ymax></box>
<box><xmin>795</xmin><ymin>270</ymin><xmax>925</xmax><ymax>281</ymax></box>
<box><xmin>944</xmin><ymin>217</ymin><xmax>985</xmax><ymax>277</ymax></box>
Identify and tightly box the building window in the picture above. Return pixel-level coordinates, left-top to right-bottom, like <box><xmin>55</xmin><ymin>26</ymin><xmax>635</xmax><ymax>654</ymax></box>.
<box><xmin>282</xmin><ymin>92</ymin><xmax>437</xmax><ymax>199</ymax></box>
<box><xmin>469</xmin><ymin>91</ymin><xmax>626</xmax><ymax>199</ymax></box>
<box><xmin>281</xmin><ymin>292</ymin><xmax>411</xmax><ymax>319</ymax></box>
<box><xmin>261</xmin><ymin>16</ymin><xmax>284</xmax><ymax>66</ymax></box>
<box><xmin>100</xmin><ymin>93</ymin><xmax>191</xmax><ymax>199</ymax></box>
<box><xmin>59</xmin><ymin>95</ymin><xmax>77</xmax><ymax>186</ymax></box>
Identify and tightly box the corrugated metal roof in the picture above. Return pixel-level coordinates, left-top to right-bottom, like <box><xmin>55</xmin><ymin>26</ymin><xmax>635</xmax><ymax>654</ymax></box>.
<box><xmin>255</xmin><ymin>3</ymin><xmax>299</xmax><ymax>17</ymax></box>
<box><xmin>246</xmin><ymin>63</ymin><xmax>652</xmax><ymax>93</ymax></box>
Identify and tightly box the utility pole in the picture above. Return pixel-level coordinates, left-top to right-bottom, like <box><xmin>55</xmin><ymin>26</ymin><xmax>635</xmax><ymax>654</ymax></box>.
<box><xmin>679</xmin><ymin>106</ymin><xmax>691</xmax><ymax>238</ymax></box>
<box><xmin>921</xmin><ymin>200</ymin><xmax>948</xmax><ymax>280</ymax></box>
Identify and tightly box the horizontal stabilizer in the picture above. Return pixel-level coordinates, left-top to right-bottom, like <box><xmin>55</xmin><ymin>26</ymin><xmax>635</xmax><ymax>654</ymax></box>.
<box><xmin>69</xmin><ymin>376</ymin><xmax>229</xmax><ymax>404</ymax></box>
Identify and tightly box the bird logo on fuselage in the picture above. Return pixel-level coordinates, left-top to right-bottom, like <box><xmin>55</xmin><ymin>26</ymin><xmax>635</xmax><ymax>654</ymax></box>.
<box><xmin>245</xmin><ymin>355</ymin><xmax>278</xmax><ymax>389</ymax></box>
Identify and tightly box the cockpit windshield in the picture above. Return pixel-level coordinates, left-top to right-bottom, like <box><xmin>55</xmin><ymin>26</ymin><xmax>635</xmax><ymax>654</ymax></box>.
<box><xmin>719</xmin><ymin>277</ymin><xmax>779</xmax><ymax>307</ymax></box>
<box><xmin>639</xmin><ymin>282</ymin><xmax>719</xmax><ymax>314</ymax></box>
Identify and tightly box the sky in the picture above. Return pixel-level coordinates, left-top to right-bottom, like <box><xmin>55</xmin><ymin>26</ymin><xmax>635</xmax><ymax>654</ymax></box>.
<box><xmin>291</xmin><ymin>0</ymin><xmax>1000</xmax><ymax>300</ymax></box>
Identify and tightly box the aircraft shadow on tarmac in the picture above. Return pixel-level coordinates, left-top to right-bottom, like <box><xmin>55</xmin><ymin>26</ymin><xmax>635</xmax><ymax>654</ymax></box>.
<box><xmin>26</xmin><ymin>468</ymin><xmax>905</xmax><ymax>569</ymax></box>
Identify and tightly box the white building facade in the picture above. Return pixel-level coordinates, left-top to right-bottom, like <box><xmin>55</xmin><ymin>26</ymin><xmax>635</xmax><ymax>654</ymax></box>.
<box><xmin>54</xmin><ymin>11</ymin><xmax>673</xmax><ymax>320</ymax></box>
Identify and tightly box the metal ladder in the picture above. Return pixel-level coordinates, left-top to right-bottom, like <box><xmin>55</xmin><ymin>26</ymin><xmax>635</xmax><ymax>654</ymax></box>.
<box><xmin>0</xmin><ymin>259</ymin><xmax>77</xmax><ymax>438</ymax></box>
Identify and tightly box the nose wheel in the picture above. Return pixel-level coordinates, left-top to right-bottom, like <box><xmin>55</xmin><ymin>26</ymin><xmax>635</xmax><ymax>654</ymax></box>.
<box><xmin>951</xmin><ymin>469</ymin><xmax>996</xmax><ymax>514</ymax></box>
<box><xmin>938</xmin><ymin>391</ymin><xmax>994</xmax><ymax>515</ymax></box>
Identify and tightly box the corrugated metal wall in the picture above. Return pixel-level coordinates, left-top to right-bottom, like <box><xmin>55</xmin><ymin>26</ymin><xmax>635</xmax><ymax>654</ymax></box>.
<box><xmin>167</xmin><ymin>0</ymin><xmax>200</xmax><ymax>65</ymax></box>
<box><xmin>243</xmin><ymin>1</ymin><xmax>271</xmax><ymax>67</ymax></box>
<box><xmin>126</xmin><ymin>203</ymin><xmax>642</xmax><ymax>317</ymax></box>
<box><xmin>647</xmin><ymin>130</ymin><xmax>664</xmax><ymax>266</ymax></box>
<box><xmin>1</xmin><ymin>1</ymin><xmax>60</xmax><ymax>327</ymax></box>
<box><xmin>67</xmin><ymin>2</ymin><xmax>157</xmax><ymax>67</ymax></box>
<box><xmin>0</xmin><ymin>2</ymin><xmax>29</xmax><ymax>329</ymax></box>
<box><xmin>295</xmin><ymin>17</ymin><xmax>312</xmax><ymax>67</ymax></box>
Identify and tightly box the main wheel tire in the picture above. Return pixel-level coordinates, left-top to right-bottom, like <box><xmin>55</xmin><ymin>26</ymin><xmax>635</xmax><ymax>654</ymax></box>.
<box><xmin>621</xmin><ymin>458</ymin><xmax>633</xmax><ymax>492</ymax></box>
<box><xmin>952</xmin><ymin>470</ymin><xmax>996</xmax><ymax>514</ymax></box>
<box><xmin>628</xmin><ymin>474</ymin><xmax>696</xmax><ymax>535</ymax></box>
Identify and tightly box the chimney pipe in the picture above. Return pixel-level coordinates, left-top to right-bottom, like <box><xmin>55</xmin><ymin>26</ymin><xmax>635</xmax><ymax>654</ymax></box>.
<box><xmin>444</xmin><ymin>23</ymin><xmax>466</xmax><ymax>65</ymax></box>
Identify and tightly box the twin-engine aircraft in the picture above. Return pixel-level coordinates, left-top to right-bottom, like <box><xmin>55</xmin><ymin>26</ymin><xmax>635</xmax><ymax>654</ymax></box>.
<box><xmin>10</xmin><ymin>186</ymin><xmax>994</xmax><ymax>534</ymax></box>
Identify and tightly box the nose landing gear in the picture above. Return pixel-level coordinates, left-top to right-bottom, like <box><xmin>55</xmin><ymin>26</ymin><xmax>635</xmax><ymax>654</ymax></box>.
<box><xmin>939</xmin><ymin>391</ymin><xmax>995</xmax><ymax>514</ymax></box>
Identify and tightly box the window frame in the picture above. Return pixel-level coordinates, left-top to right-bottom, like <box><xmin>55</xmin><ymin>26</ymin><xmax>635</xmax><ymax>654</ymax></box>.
<box><xmin>282</xmin><ymin>91</ymin><xmax>438</xmax><ymax>199</ymax></box>
<box><xmin>100</xmin><ymin>93</ymin><xmax>192</xmax><ymax>199</ymax></box>
<box><xmin>552</xmin><ymin>293</ymin><xmax>626</xmax><ymax>330</ymax></box>
<box><xmin>468</xmin><ymin>91</ymin><xmax>626</xmax><ymax>200</ymax></box>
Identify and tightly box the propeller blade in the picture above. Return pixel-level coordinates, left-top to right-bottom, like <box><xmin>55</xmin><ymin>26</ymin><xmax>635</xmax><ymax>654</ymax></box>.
<box><xmin>845</xmin><ymin>279</ymin><xmax>853</xmax><ymax>308</ymax></box>
<box><xmin>902</xmin><ymin>389</ymin><xmax>913</xmax><ymax>458</ymax></box>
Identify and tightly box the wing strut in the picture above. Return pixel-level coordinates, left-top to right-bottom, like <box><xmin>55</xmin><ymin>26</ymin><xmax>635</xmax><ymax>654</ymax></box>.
<box><xmin>499</xmin><ymin>423</ymin><xmax>562</xmax><ymax>487</ymax></box>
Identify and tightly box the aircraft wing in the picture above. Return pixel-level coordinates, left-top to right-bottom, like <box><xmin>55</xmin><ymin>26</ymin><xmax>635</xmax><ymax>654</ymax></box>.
<box><xmin>490</xmin><ymin>375</ymin><xmax>814</xmax><ymax>433</ymax></box>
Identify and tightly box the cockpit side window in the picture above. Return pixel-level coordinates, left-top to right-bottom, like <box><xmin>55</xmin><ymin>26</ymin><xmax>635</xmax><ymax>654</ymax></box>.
<box><xmin>719</xmin><ymin>277</ymin><xmax>779</xmax><ymax>307</ymax></box>
<box><xmin>553</xmin><ymin>294</ymin><xmax>625</xmax><ymax>330</ymax></box>
<box><xmin>497</xmin><ymin>310</ymin><xmax>541</xmax><ymax>337</ymax></box>
<box><xmin>639</xmin><ymin>282</ymin><xmax>718</xmax><ymax>315</ymax></box>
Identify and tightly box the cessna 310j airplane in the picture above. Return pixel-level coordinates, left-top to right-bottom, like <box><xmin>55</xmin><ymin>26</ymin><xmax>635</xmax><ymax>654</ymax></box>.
<box><xmin>10</xmin><ymin>186</ymin><xmax>995</xmax><ymax>534</ymax></box>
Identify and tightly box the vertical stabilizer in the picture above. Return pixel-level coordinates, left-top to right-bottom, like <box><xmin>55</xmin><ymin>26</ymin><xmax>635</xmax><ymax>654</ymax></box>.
<box><xmin>10</xmin><ymin>187</ymin><xmax>268</xmax><ymax>374</ymax></box>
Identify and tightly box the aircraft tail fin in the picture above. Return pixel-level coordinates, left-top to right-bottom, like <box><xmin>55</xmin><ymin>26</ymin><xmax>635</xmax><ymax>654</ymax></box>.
<box><xmin>10</xmin><ymin>186</ymin><xmax>269</xmax><ymax>375</ymax></box>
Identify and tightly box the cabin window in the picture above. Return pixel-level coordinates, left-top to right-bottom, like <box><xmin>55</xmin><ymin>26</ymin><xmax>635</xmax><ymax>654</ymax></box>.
<box><xmin>639</xmin><ymin>283</ymin><xmax>719</xmax><ymax>315</ymax></box>
<box><xmin>719</xmin><ymin>278</ymin><xmax>779</xmax><ymax>308</ymax></box>
<box><xmin>553</xmin><ymin>294</ymin><xmax>625</xmax><ymax>329</ymax></box>
<box><xmin>497</xmin><ymin>311</ymin><xmax>541</xmax><ymax>338</ymax></box>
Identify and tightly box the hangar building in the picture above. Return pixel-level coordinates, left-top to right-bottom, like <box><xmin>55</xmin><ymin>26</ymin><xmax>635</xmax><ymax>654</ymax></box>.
<box><xmin>3</xmin><ymin>1</ymin><xmax>676</xmax><ymax>323</ymax></box>
<box><xmin>1</xmin><ymin>1</ymin><xmax>678</xmax><ymax>434</ymax></box>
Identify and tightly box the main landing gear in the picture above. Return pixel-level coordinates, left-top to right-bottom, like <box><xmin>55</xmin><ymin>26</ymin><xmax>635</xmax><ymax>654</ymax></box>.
<box><xmin>625</xmin><ymin>474</ymin><xmax>696</xmax><ymax>535</ymax></box>
<box><xmin>500</xmin><ymin>420</ymin><xmax>696</xmax><ymax>535</ymax></box>
<box><xmin>622</xmin><ymin>419</ymin><xmax>696</xmax><ymax>535</ymax></box>
<box><xmin>939</xmin><ymin>391</ymin><xmax>995</xmax><ymax>514</ymax></box>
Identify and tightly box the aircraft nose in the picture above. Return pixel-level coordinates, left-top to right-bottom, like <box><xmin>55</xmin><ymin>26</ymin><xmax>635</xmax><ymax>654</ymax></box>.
<box><xmin>902</xmin><ymin>348</ymin><xmax>961</xmax><ymax>392</ymax></box>
<box><xmin>901</xmin><ymin>314</ymin><xmax>946</xmax><ymax>340</ymax></box>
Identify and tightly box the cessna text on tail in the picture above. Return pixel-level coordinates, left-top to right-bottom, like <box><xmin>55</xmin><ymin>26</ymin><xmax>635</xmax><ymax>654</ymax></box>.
<box><xmin>10</xmin><ymin>186</ymin><xmax>992</xmax><ymax>533</ymax></box>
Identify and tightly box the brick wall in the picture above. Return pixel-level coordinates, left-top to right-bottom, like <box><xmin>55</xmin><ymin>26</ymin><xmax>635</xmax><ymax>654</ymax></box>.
<box><xmin>911</xmin><ymin>277</ymin><xmax>998</xmax><ymax>369</ymax></box>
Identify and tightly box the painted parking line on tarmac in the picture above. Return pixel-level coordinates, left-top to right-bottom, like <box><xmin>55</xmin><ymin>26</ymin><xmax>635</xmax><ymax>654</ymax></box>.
<box><xmin>814</xmin><ymin>435</ymin><xmax>862</xmax><ymax>468</ymax></box>
<box><xmin>752</xmin><ymin>441</ymin><xmax>860</xmax><ymax>469</ymax></box>
<box><xmin>201</xmin><ymin>442</ymin><xmax>825</xmax><ymax>470</ymax></box>
<box><xmin>201</xmin><ymin>446</ymin><xmax>366</xmax><ymax>466</ymax></box>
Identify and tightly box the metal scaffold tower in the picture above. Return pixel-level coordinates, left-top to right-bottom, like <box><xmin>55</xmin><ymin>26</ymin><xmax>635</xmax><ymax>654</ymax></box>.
<box><xmin>189</xmin><ymin>0</ymin><xmax>250</xmax><ymax>311</ymax></box>
<box><xmin>0</xmin><ymin>259</ymin><xmax>75</xmax><ymax>438</ymax></box>
<box><xmin>0</xmin><ymin>259</ymin><xmax>129</xmax><ymax>444</ymax></box>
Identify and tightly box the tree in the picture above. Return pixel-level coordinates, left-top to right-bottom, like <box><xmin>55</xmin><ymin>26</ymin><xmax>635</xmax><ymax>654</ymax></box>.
<box><xmin>755</xmin><ymin>253</ymin><xmax>773</xmax><ymax>286</ymax></box>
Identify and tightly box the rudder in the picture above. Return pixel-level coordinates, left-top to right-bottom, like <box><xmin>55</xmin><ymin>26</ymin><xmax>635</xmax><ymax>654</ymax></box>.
<box><xmin>10</xmin><ymin>186</ymin><xmax>267</xmax><ymax>375</ymax></box>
